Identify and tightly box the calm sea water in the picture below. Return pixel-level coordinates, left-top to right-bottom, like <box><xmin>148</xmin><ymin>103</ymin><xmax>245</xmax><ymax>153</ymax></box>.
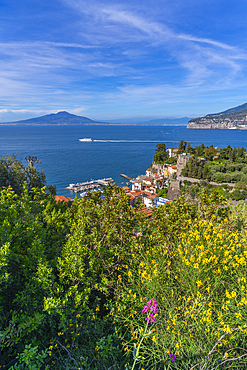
<box><xmin>1</xmin><ymin>125</ymin><xmax>247</xmax><ymax>197</ymax></box>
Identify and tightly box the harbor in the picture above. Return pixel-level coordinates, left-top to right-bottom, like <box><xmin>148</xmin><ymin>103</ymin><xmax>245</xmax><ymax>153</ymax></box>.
<box><xmin>66</xmin><ymin>178</ymin><xmax>114</xmax><ymax>192</ymax></box>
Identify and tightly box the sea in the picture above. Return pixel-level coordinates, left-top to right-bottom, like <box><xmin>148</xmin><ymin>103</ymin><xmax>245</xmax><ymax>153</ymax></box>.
<box><xmin>1</xmin><ymin>124</ymin><xmax>247</xmax><ymax>197</ymax></box>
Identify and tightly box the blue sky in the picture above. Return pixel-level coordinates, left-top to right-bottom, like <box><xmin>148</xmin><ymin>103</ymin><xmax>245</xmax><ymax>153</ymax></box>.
<box><xmin>1</xmin><ymin>0</ymin><xmax>247</xmax><ymax>122</ymax></box>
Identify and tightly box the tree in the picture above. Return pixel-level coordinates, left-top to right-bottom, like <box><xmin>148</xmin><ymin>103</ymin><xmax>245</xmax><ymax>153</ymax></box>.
<box><xmin>178</xmin><ymin>140</ymin><xmax>187</xmax><ymax>153</ymax></box>
<box><xmin>153</xmin><ymin>143</ymin><xmax>168</xmax><ymax>163</ymax></box>
<box><xmin>186</xmin><ymin>142</ymin><xmax>194</xmax><ymax>154</ymax></box>
<box><xmin>204</xmin><ymin>146</ymin><xmax>216</xmax><ymax>161</ymax></box>
<box><xmin>0</xmin><ymin>154</ymin><xmax>54</xmax><ymax>195</ymax></box>
<box><xmin>25</xmin><ymin>156</ymin><xmax>41</xmax><ymax>168</ymax></box>
<box><xmin>155</xmin><ymin>143</ymin><xmax>167</xmax><ymax>153</ymax></box>
<box><xmin>195</xmin><ymin>144</ymin><xmax>205</xmax><ymax>157</ymax></box>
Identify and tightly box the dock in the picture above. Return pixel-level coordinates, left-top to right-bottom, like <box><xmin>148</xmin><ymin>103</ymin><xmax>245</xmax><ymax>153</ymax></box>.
<box><xmin>66</xmin><ymin>178</ymin><xmax>114</xmax><ymax>192</ymax></box>
<box><xmin>120</xmin><ymin>174</ymin><xmax>133</xmax><ymax>181</ymax></box>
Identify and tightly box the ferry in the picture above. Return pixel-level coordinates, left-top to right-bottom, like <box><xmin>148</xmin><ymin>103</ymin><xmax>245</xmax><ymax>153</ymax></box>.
<box><xmin>79</xmin><ymin>138</ymin><xmax>93</xmax><ymax>142</ymax></box>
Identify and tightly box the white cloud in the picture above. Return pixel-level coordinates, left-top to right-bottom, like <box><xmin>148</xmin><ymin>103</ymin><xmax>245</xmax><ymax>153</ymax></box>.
<box><xmin>0</xmin><ymin>0</ymin><xmax>247</xmax><ymax>120</ymax></box>
<box><xmin>62</xmin><ymin>0</ymin><xmax>246</xmax><ymax>88</ymax></box>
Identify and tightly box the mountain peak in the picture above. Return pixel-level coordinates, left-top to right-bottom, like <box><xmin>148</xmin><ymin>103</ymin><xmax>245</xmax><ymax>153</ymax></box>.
<box><xmin>55</xmin><ymin>111</ymin><xmax>71</xmax><ymax>115</ymax></box>
<box><xmin>5</xmin><ymin>111</ymin><xmax>101</xmax><ymax>125</ymax></box>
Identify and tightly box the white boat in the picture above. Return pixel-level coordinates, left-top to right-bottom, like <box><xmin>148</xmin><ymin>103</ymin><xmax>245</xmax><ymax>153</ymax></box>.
<box><xmin>80</xmin><ymin>192</ymin><xmax>87</xmax><ymax>197</ymax></box>
<box><xmin>79</xmin><ymin>138</ymin><xmax>93</xmax><ymax>142</ymax></box>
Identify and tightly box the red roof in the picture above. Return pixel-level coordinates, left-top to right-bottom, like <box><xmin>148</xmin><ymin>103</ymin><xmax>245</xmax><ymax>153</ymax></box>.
<box><xmin>171</xmin><ymin>165</ymin><xmax>177</xmax><ymax>169</ymax></box>
<box><xmin>121</xmin><ymin>186</ymin><xmax>130</xmax><ymax>191</ymax></box>
<box><xmin>129</xmin><ymin>191</ymin><xmax>141</xmax><ymax>197</ymax></box>
<box><xmin>54</xmin><ymin>195</ymin><xmax>72</xmax><ymax>204</ymax></box>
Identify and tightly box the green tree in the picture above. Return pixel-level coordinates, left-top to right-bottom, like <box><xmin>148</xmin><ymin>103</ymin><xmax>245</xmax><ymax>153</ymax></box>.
<box><xmin>178</xmin><ymin>140</ymin><xmax>187</xmax><ymax>153</ymax></box>
<box><xmin>0</xmin><ymin>154</ymin><xmax>52</xmax><ymax>195</ymax></box>
<box><xmin>195</xmin><ymin>144</ymin><xmax>205</xmax><ymax>156</ymax></box>
<box><xmin>153</xmin><ymin>143</ymin><xmax>168</xmax><ymax>163</ymax></box>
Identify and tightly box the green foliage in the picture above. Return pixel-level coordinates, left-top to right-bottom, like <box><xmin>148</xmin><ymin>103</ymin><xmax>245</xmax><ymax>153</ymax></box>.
<box><xmin>156</xmin><ymin>188</ymin><xmax>168</xmax><ymax>197</ymax></box>
<box><xmin>0</xmin><ymin>154</ymin><xmax>56</xmax><ymax>196</ymax></box>
<box><xmin>165</xmin><ymin>156</ymin><xmax>177</xmax><ymax>165</ymax></box>
<box><xmin>230</xmin><ymin>189</ymin><xmax>247</xmax><ymax>201</ymax></box>
<box><xmin>2</xmin><ymin>166</ymin><xmax>247</xmax><ymax>369</ymax></box>
<box><xmin>234</xmin><ymin>181</ymin><xmax>247</xmax><ymax>190</ymax></box>
<box><xmin>177</xmin><ymin>140</ymin><xmax>194</xmax><ymax>154</ymax></box>
<box><xmin>153</xmin><ymin>143</ymin><xmax>168</xmax><ymax>163</ymax></box>
<box><xmin>9</xmin><ymin>344</ymin><xmax>50</xmax><ymax>370</ymax></box>
<box><xmin>0</xmin><ymin>185</ymin><xmax>70</xmax><ymax>365</ymax></box>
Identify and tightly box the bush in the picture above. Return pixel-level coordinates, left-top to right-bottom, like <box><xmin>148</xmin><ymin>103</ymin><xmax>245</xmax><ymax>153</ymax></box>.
<box><xmin>114</xmin><ymin>217</ymin><xmax>247</xmax><ymax>368</ymax></box>
<box><xmin>2</xmin><ymin>182</ymin><xmax>247</xmax><ymax>369</ymax></box>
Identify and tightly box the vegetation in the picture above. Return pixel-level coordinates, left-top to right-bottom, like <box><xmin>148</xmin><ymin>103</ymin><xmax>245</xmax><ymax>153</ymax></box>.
<box><xmin>1</xmin><ymin>154</ymin><xmax>247</xmax><ymax>369</ymax></box>
<box><xmin>153</xmin><ymin>143</ymin><xmax>169</xmax><ymax>164</ymax></box>
<box><xmin>0</xmin><ymin>154</ymin><xmax>56</xmax><ymax>195</ymax></box>
<box><xmin>181</xmin><ymin>144</ymin><xmax>247</xmax><ymax>193</ymax></box>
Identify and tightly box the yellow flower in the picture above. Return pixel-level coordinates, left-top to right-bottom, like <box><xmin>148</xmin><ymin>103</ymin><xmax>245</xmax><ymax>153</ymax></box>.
<box><xmin>152</xmin><ymin>335</ymin><xmax>157</xmax><ymax>343</ymax></box>
<box><xmin>235</xmin><ymin>312</ymin><xmax>242</xmax><ymax>319</ymax></box>
<box><xmin>231</xmin><ymin>291</ymin><xmax>237</xmax><ymax>298</ymax></box>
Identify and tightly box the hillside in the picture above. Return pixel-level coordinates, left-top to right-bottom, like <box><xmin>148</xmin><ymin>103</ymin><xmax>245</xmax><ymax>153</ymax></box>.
<box><xmin>187</xmin><ymin>103</ymin><xmax>247</xmax><ymax>129</ymax></box>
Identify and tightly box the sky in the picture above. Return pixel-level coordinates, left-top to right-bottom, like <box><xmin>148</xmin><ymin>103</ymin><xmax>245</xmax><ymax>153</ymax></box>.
<box><xmin>1</xmin><ymin>0</ymin><xmax>247</xmax><ymax>122</ymax></box>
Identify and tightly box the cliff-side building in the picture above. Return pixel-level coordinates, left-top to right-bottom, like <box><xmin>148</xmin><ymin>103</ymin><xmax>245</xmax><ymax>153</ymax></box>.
<box><xmin>177</xmin><ymin>153</ymin><xmax>193</xmax><ymax>176</ymax></box>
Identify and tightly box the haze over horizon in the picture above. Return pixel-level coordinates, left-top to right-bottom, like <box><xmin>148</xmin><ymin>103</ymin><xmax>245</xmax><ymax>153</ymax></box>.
<box><xmin>1</xmin><ymin>0</ymin><xmax>247</xmax><ymax>122</ymax></box>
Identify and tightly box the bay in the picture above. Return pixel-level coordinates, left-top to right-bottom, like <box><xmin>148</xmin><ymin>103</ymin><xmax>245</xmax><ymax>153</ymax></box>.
<box><xmin>1</xmin><ymin>125</ymin><xmax>247</xmax><ymax>197</ymax></box>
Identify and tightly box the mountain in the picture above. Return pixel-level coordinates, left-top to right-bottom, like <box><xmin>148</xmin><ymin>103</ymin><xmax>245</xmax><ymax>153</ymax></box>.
<box><xmin>187</xmin><ymin>103</ymin><xmax>247</xmax><ymax>129</ymax></box>
<box><xmin>1</xmin><ymin>111</ymin><xmax>192</xmax><ymax>126</ymax></box>
<box><xmin>1</xmin><ymin>111</ymin><xmax>105</xmax><ymax>125</ymax></box>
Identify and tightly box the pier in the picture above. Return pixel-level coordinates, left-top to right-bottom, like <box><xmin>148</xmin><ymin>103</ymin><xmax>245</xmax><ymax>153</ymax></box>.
<box><xmin>120</xmin><ymin>174</ymin><xmax>133</xmax><ymax>181</ymax></box>
<box><xmin>66</xmin><ymin>178</ymin><xmax>114</xmax><ymax>192</ymax></box>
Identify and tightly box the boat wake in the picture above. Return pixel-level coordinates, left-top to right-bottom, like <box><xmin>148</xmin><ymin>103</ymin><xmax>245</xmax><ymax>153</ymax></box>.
<box><xmin>93</xmin><ymin>139</ymin><xmax>179</xmax><ymax>143</ymax></box>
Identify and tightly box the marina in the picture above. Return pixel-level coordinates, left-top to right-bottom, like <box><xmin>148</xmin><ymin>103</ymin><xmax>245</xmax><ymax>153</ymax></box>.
<box><xmin>66</xmin><ymin>178</ymin><xmax>114</xmax><ymax>192</ymax></box>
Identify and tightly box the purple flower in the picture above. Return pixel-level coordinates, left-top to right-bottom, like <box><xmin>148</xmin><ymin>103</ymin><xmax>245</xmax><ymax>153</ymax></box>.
<box><xmin>142</xmin><ymin>299</ymin><xmax>158</xmax><ymax>322</ymax></box>
<box><xmin>145</xmin><ymin>314</ymin><xmax>156</xmax><ymax>323</ymax></box>
<box><xmin>169</xmin><ymin>353</ymin><xmax>176</xmax><ymax>362</ymax></box>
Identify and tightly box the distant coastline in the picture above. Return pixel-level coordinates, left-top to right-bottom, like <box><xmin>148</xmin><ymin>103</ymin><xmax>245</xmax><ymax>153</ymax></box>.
<box><xmin>0</xmin><ymin>123</ymin><xmax>188</xmax><ymax>126</ymax></box>
<box><xmin>0</xmin><ymin>110</ymin><xmax>190</xmax><ymax>127</ymax></box>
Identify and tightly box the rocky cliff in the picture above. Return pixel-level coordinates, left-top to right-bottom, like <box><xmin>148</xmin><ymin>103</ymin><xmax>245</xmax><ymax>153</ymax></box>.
<box><xmin>187</xmin><ymin>106</ymin><xmax>247</xmax><ymax>130</ymax></box>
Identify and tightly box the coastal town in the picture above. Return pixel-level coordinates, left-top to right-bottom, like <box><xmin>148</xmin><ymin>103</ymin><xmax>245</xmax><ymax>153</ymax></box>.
<box><xmin>62</xmin><ymin>140</ymin><xmax>247</xmax><ymax>209</ymax></box>
<box><xmin>63</xmin><ymin>145</ymin><xmax>192</xmax><ymax>212</ymax></box>
<box><xmin>118</xmin><ymin>149</ymin><xmax>191</xmax><ymax>210</ymax></box>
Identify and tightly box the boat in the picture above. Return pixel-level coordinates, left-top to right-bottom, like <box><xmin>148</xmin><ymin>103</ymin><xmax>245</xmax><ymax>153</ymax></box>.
<box><xmin>79</xmin><ymin>138</ymin><xmax>93</xmax><ymax>142</ymax></box>
<box><xmin>80</xmin><ymin>192</ymin><xmax>87</xmax><ymax>197</ymax></box>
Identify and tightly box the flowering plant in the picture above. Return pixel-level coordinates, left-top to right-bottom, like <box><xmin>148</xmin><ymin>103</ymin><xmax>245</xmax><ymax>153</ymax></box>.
<box><xmin>169</xmin><ymin>353</ymin><xmax>176</xmax><ymax>363</ymax></box>
<box><xmin>130</xmin><ymin>299</ymin><xmax>159</xmax><ymax>370</ymax></box>
<box><xmin>142</xmin><ymin>298</ymin><xmax>159</xmax><ymax>323</ymax></box>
